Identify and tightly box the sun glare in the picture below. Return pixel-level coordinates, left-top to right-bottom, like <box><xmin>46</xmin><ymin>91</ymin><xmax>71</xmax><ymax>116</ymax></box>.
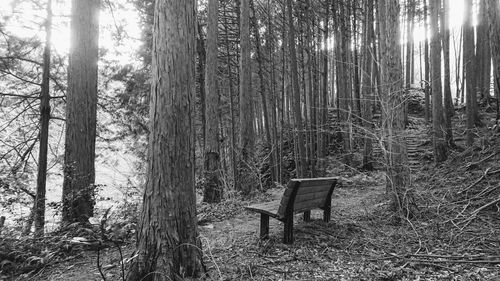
<box><xmin>412</xmin><ymin>0</ymin><xmax>465</xmax><ymax>43</ymax></box>
<box><xmin>0</xmin><ymin>0</ymin><xmax>141</xmax><ymax>66</ymax></box>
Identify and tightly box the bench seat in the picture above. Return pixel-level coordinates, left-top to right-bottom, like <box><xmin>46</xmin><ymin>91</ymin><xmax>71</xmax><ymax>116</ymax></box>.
<box><xmin>246</xmin><ymin>177</ymin><xmax>338</xmax><ymax>244</ymax></box>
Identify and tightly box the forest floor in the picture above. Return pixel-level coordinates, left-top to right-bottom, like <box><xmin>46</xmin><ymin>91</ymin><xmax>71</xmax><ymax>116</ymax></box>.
<box><xmin>3</xmin><ymin>112</ymin><xmax>500</xmax><ymax>281</ymax></box>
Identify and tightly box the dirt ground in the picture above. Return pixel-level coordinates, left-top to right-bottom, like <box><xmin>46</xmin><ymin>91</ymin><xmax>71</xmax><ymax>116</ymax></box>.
<box><xmin>11</xmin><ymin>168</ymin><xmax>499</xmax><ymax>280</ymax></box>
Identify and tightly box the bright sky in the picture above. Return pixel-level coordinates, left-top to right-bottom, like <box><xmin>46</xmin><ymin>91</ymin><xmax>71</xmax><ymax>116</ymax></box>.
<box><xmin>0</xmin><ymin>0</ymin><xmax>142</xmax><ymax>66</ymax></box>
<box><xmin>0</xmin><ymin>0</ymin><xmax>483</xmax><ymax>61</ymax></box>
<box><xmin>413</xmin><ymin>0</ymin><xmax>465</xmax><ymax>43</ymax></box>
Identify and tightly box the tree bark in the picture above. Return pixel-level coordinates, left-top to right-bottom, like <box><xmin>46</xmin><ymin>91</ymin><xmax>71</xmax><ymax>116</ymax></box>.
<box><xmin>423</xmin><ymin>0</ymin><xmax>430</xmax><ymax>123</ymax></box>
<box><xmin>441</xmin><ymin>0</ymin><xmax>454</xmax><ymax>147</ymax></box>
<box><xmin>250</xmin><ymin>0</ymin><xmax>275</xmax><ymax>184</ymax></box>
<box><xmin>238</xmin><ymin>0</ymin><xmax>257</xmax><ymax>194</ymax></box>
<box><xmin>62</xmin><ymin>0</ymin><xmax>100</xmax><ymax>224</ymax></box>
<box><xmin>319</xmin><ymin>0</ymin><xmax>329</xmax><ymax>175</ymax></box>
<box><xmin>487</xmin><ymin>0</ymin><xmax>500</xmax><ymax>122</ymax></box>
<box><xmin>266</xmin><ymin>0</ymin><xmax>280</xmax><ymax>183</ymax></box>
<box><xmin>34</xmin><ymin>0</ymin><xmax>52</xmax><ymax>237</ymax></box>
<box><xmin>464</xmin><ymin>0</ymin><xmax>477</xmax><ymax>146</ymax></box>
<box><xmin>286</xmin><ymin>0</ymin><xmax>307</xmax><ymax>178</ymax></box>
<box><xmin>222</xmin><ymin>3</ymin><xmax>238</xmax><ymax>189</ymax></box>
<box><xmin>361</xmin><ymin>0</ymin><xmax>374</xmax><ymax>170</ymax></box>
<box><xmin>196</xmin><ymin>22</ymin><xmax>207</xmax><ymax>153</ymax></box>
<box><xmin>378</xmin><ymin>0</ymin><xmax>415</xmax><ymax>217</ymax></box>
<box><xmin>126</xmin><ymin>1</ymin><xmax>203</xmax><ymax>280</ymax></box>
<box><xmin>338</xmin><ymin>3</ymin><xmax>353</xmax><ymax>154</ymax></box>
<box><xmin>430</xmin><ymin>0</ymin><xmax>447</xmax><ymax>162</ymax></box>
<box><xmin>203</xmin><ymin>0</ymin><xmax>222</xmax><ymax>203</ymax></box>
<box><xmin>404</xmin><ymin>0</ymin><xmax>414</xmax><ymax>126</ymax></box>
<box><xmin>477</xmin><ymin>0</ymin><xmax>492</xmax><ymax>102</ymax></box>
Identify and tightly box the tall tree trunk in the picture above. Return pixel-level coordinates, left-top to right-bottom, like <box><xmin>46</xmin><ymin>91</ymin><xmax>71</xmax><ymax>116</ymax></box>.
<box><xmin>441</xmin><ymin>0</ymin><xmax>454</xmax><ymax>146</ymax></box>
<box><xmin>203</xmin><ymin>0</ymin><xmax>222</xmax><ymax>203</ymax></box>
<box><xmin>477</xmin><ymin>0</ymin><xmax>492</xmax><ymax>102</ymax></box>
<box><xmin>430</xmin><ymin>0</ymin><xmax>447</xmax><ymax>162</ymax></box>
<box><xmin>361</xmin><ymin>0</ymin><xmax>374</xmax><ymax>170</ymax></box>
<box><xmin>62</xmin><ymin>0</ymin><xmax>99</xmax><ymax>224</ymax></box>
<box><xmin>280</xmin><ymin>6</ymin><xmax>287</xmax><ymax>183</ymax></box>
<box><xmin>309</xmin><ymin>10</ymin><xmax>318</xmax><ymax>177</ymax></box>
<box><xmin>238</xmin><ymin>0</ymin><xmax>257</xmax><ymax>194</ymax></box>
<box><xmin>464</xmin><ymin>0</ymin><xmax>477</xmax><ymax>146</ymax></box>
<box><xmin>455</xmin><ymin>27</ymin><xmax>463</xmax><ymax>104</ymax></box>
<box><xmin>441</xmin><ymin>0</ymin><xmax>453</xmax><ymax>115</ymax></box>
<box><xmin>404</xmin><ymin>0</ymin><xmax>414</xmax><ymax>126</ymax></box>
<box><xmin>298</xmin><ymin>17</ymin><xmax>310</xmax><ymax>175</ymax></box>
<box><xmin>266</xmin><ymin>0</ymin><xmax>280</xmax><ymax>183</ymax></box>
<box><xmin>222</xmin><ymin>2</ymin><xmax>237</xmax><ymax>189</ymax></box>
<box><xmin>487</xmin><ymin>0</ymin><xmax>500</xmax><ymax>122</ymax></box>
<box><xmin>423</xmin><ymin>0</ymin><xmax>430</xmax><ymax>123</ymax></box>
<box><xmin>286</xmin><ymin>0</ymin><xmax>307</xmax><ymax>178</ymax></box>
<box><xmin>196</xmin><ymin>22</ymin><xmax>207</xmax><ymax>153</ymax></box>
<box><xmin>339</xmin><ymin>3</ymin><xmax>352</xmax><ymax>153</ymax></box>
<box><xmin>353</xmin><ymin>0</ymin><xmax>362</xmax><ymax>122</ymax></box>
<box><xmin>405</xmin><ymin>0</ymin><xmax>413</xmax><ymax>89</ymax></box>
<box><xmin>378</xmin><ymin>0</ymin><xmax>415</xmax><ymax>217</ymax></box>
<box><xmin>34</xmin><ymin>0</ymin><xmax>52</xmax><ymax>237</ymax></box>
<box><xmin>319</xmin><ymin>0</ymin><xmax>329</xmax><ymax>175</ymax></box>
<box><xmin>126</xmin><ymin>1</ymin><xmax>203</xmax><ymax>280</ymax></box>
<box><xmin>250</xmin><ymin>0</ymin><xmax>275</xmax><ymax>184</ymax></box>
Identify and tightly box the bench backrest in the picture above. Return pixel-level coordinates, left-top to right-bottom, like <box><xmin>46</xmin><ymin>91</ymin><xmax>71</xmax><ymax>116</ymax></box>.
<box><xmin>276</xmin><ymin>177</ymin><xmax>338</xmax><ymax>219</ymax></box>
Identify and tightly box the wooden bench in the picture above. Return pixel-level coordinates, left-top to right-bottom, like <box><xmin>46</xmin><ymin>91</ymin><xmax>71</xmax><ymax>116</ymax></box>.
<box><xmin>246</xmin><ymin>177</ymin><xmax>339</xmax><ymax>244</ymax></box>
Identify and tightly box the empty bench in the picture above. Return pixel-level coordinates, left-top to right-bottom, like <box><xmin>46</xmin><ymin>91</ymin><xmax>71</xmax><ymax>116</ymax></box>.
<box><xmin>246</xmin><ymin>177</ymin><xmax>339</xmax><ymax>244</ymax></box>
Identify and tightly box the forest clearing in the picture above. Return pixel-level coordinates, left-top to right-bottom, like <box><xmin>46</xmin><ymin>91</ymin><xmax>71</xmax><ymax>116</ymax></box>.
<box><xmin>1</xmin><ymin>0</ymin><xmax>500</xmax><ymax>280</ymax></box>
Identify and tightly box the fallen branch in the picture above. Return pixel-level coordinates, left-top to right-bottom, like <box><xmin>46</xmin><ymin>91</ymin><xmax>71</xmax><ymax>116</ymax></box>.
<box><xmin>469</xmin><ymin>196</ymin><xmax>500</xmax><ymax>216</ymax></box>
<box><xmin>465</xmin><ymin>151</ymin><xmax>500</xmax><ymax>171</ymax></box>
<box><xmin>409</xmin><ymin>258</ymin><xmax>500</xmax><ymax>265</ymax></box>
<box><xmin>459</xmin><ymin>168</ymin><xmax>500</xmax><ymax>195</ymax></box>
<box><xmin>376</xmin><ymin>253</ymin><xmax>500</xmax><ymax>265</ymax></box>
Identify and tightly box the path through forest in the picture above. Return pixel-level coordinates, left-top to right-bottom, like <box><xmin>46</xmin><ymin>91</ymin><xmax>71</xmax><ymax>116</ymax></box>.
<box><xmin>27</xmin><ymin>173</ymin><xmax>390</xmax><ymax>281</ymax></box>
<box><xmin>14</xmin><ymin>113</ymin><xmax>500</xmax><ymax>281</ymax></box>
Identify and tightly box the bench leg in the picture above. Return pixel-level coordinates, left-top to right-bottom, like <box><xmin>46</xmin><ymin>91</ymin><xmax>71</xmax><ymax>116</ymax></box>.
<box><xmin>283</xmin><ymin>215</ymin><xmax>293</xmax><ymax>244</ymax></box>
<box><xmin>323</xmin><ymin>205</ymin><xmax>331</xmax><ymax>222</ymax></box>
<box><xmin>303</xmin><ymin>211</ymin><xmax>311</xmax><ymax>222</ymax></box>
<box><xmin>260</xmin><ymin>214</ymin><xmax>269</xmax><ymax>239</ymax></box>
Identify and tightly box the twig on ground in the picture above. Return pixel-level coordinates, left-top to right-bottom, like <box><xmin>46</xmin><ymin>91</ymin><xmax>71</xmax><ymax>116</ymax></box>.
<box><xmin>459</xmin><ymin>168</ymin><xmax>492</xmax><ymax>195</ymax></box>
<box><xmin>96</xmin><ymin>242</ymin><xmax>106</xmax><ymax>281</ymax></box>
<box><xmin>465</xmin><ymin>151</ymin><xmax>500</xmax><ymax>171</ymax></box>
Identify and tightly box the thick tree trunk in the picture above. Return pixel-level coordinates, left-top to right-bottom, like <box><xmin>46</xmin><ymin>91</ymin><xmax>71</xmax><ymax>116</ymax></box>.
<box><xmin>378</xmin><ymin>0</ymin><xmax>415</xmax><ymax>217</ymax></box>
<box><xmin>286</xmin><ymin>0</ymin><xmax>307</xmax><ymax>178</ymax></box>
<box><xmin>126</xmin><ymin>1</ymin><xmax>203</xmax><ymax>280</ymax></box>
<box><xmin>34</xmin><ymin>0</ymin><xmax>52</xmax><ymax>237</ymax></box>
<box><xmin>430</xmin><ymin>0</ymin><xmax>447</xmax><ymax>162</ymax></box>
<box><xmin>238</xmin><ymin>0</ymin><xmax>258</xmax><ymax>194</ymax></box>
<box><xmin>203</xmin><ymin>0</ymin><xmax>222</xmax><ymax>203</ymax></box>
<box><xmin>62</xmin><ymin>0</ymin><xmax>99</xmax><ymax>224</ymax></box>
